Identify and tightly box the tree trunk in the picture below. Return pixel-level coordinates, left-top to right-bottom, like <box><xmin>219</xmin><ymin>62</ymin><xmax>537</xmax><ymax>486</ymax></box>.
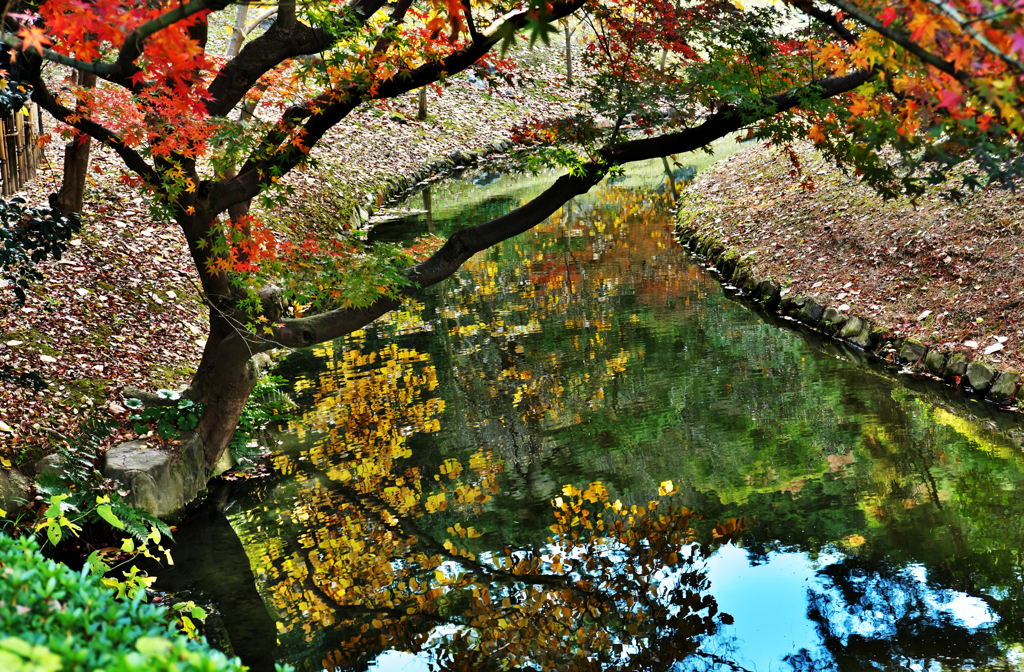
<box><xmin>52</xmin><ymin>70</ymin><xmax>96</xmax><ymax>216</ymax></box>
<box><xmin>565</xmin><ymin>23</ymin><xmax>573</xmax><ymax>87</ymax></box>
<box><xmin>190</xmin><ymin>312</ymin><xmax>261</xmax><ymax>467</ymax></box>
<box><xmin>418</xmin><ymin>86</ymin><xmax>427</xmax><ymax>121</ymax></box>
<box><xmin>226</xmin><ymin>3</ymin><xmax>249</xmax><ymax>58</ymax></box>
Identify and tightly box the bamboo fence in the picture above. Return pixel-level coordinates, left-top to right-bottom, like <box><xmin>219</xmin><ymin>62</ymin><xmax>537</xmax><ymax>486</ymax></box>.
<box><xmin>0</xmin><ymin>102</ymin><xmax>42</xmax><ymax>196</ymax></box>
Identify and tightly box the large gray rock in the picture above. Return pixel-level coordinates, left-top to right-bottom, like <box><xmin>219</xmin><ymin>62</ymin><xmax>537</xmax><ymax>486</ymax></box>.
<box><xmin>899</xmin><ymin>340</ymin><xmax>928</xmax><ymax>365</ymax></box>
<box><xmin>839</xmin><ymin>316</ymin><xmax>866</xmax><ymax>340</ymax></box>
<box><xmin>840</xmin><ymin>317</ymin><xmax>874</xmax><ymax>349</ymax></box>
<box><xmin>821</xmin><ymin>307</ymin><xmax>848</xmax><ymax>334</ymax></box>
<box><xmin>103</xmin><ymin>435</ymin><xmax>209</xmax><ymax>519</ymax></box>
<box><xmin>798</xmin><ymin>299</ymin><xmax>825</xmax><ymax>327</ymax></box>
<box><xmin>966</xmin><ymin>361</ymin><xmax>998</xmax><ymax>393</ymax></box>
<box><xmin>0</xmin><ymin>468</ymin><xmax>30</xmax><ymax>512</ymax></box>
<box><xmin>34</xmin><ymin>454</ymin><xmax>65</xmax><ymax>476</ymax></box>
<box><xmin>924</xmin><ymin>350</ymin><xmax>946</xmax><ymax>376</ymax></box>
<box><xmin>757</xmin><ymin>280</ymin><xmax>781</xmax><ymax>307</ymax></box>
<box><xmin>988</xmin><ymin>371</ymin><xmax>1021</xmax><ymax>404</ymax></box>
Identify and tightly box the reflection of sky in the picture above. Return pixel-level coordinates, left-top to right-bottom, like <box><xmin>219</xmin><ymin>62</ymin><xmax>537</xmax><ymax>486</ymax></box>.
<box><xmin>356</xmin><ymin>544</ymin><xmax>1001</xmax><ymax>672</ymax></box>
<box><xmin>705</xmin><ymin>545</ymin><xmax>831</xmax><ymax>670</ymax></box>
<box><xmin>702</xmin><ymin>545</ymin><xmax>999</xmax><ymax>671</ymax></box>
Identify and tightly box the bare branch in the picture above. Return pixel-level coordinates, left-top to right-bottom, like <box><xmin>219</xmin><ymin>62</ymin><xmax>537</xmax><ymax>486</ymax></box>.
<box><xmin>601</xmin><ymin>67</ymin><xmax>877</xmax><ymax>165</ymax></box>
<box><xmin>791</xmin><ymin>0</ymin><xmax>859</xmax><ymax>44</ymax></box>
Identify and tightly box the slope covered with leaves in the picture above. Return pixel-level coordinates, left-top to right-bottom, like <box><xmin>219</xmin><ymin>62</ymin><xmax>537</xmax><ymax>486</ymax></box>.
<box><xmin>681</xmin><ymin>140</ymin><xmax>1024</xmax><ymax>378</ymax></box>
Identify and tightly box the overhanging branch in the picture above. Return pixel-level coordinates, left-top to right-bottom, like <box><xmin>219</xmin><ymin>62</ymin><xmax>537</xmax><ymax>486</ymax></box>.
<box><xmin>214</xmin><ymin>0</ymin><xmax>589</xmax><ymax>215</ymax></box>
<box><xmin>214</xmin><ymin>67</ymin><xmax>878</xmax><ymax>363</ymax></box>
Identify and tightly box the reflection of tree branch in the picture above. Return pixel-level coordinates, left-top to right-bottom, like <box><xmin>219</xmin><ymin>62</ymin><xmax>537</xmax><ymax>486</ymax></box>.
<box><xmin>276</xmin><ymin>528</ymin><xmax>459</xmax><ymax>626</ymax></box>
<box><xmin>691</xmin><ymin>651</ymin><xmax>754</xmax><ymax>672</ymax></box>
<box><xmin>329</xmin><ymin>474</ymin><xmax>566</xmax><ymax>588</ymax></box>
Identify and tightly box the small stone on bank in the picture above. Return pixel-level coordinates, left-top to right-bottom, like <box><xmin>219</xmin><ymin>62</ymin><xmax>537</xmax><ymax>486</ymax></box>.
<box><xmin>916</xmin><ymin>310</ymin><xmax>932</xmax><ymax>322</ymax></box>
<box><xmin>984</xmin><ymin>343</ymin><xmax>1004</xmax><ymax>355</ymax></box>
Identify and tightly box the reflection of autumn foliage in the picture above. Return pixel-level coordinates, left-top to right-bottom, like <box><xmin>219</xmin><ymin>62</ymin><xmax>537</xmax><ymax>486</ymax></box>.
<box><xmin>244</xmin><ymin>331</ymin><xmax>737</xmax><ymax>671</ymax></box>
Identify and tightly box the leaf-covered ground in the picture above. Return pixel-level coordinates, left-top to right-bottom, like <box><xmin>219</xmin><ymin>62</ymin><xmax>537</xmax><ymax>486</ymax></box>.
<box><xmin>681</xmin><ymin>140</ymin><xmax>1024</xmax><ymax>384</ymax></box>
<box><xmin>0</xmin><ymin>43</ymin><xmax>584</xmax><ymax>469</ymax></box>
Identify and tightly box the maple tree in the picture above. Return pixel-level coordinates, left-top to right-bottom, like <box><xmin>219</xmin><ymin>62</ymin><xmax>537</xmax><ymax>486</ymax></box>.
<box><xmin>3</xmin><ymin>0</ymin><xmax>1022</xmax><ymax>468</ymax></box>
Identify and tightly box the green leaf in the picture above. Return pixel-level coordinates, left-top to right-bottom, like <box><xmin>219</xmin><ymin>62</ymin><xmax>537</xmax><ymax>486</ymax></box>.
<box><xmin>46</xmin><ymin>523</ymin><xmax>61</xmax><ymax>546</ymax></box>
<box><xmin>96</xmin><ymin>504</ymin><xmax>125</xmax><ymax>530</ymax></box>
<box><xmin>135</xmin><ymin>637</ymin><xmax>172</xmax><ymax>657</ymax></box>
<box><xmin>86</xmin><ymin>550</ymin><xmax>110</xmax><ymax>576</ymax></box>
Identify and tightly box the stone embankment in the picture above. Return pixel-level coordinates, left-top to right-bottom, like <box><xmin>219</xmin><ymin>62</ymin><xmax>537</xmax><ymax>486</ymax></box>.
<box><xmin>675</xmin><ymin>226</ymin><xmax>1022</xmax><ymax>408</ymax></box>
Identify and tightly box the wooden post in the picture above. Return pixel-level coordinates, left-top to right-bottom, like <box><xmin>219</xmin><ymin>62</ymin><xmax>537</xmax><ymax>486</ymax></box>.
<box><xmin>15</xmin><ymin>109</ymin><xmax>25</xmax><ymax>188</ymax></box>
<box><xmin>0</xmin><ymin>115</ymin><xmax>11</xmax><ymax>196</ymax></box>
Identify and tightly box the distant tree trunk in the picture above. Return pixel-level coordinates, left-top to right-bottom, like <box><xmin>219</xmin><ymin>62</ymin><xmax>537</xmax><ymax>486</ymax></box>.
<box><xmin>418</xmin><ymin>86</ymin><xmax>427</xmax><ymax>120</ymax></box>
<box><xmin>226</xmin><ymin>3</ymin><xmax>249</xmax><ymax>58</ymax></box>
<box><xmin>422</xmin><ymin>186</ymin><xmax>433</xmax><ymax>232</ymax></box>
<box><xmin>52</xmin><ymin>70</ymin><xmax>96</xmax><ymax>216</ymax></box>
<box><xmin>565</xmin><ymin>24</ymin><xmax>573</xmax><ymax>87</ymax></box>
<box><xmin>661</xmin><ymin>156</ymin><xmax>679</xmax><ymax>202</ymax></box>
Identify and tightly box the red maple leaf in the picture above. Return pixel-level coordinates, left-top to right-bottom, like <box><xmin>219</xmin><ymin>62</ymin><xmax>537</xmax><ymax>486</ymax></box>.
<box><xmin>18</xmin><ymin>26</ymin><xmax>53</xmax><ymax>55</ymax></box>
<box><xmin>878</xmin><ymin>6</ymin><xmax>897</xmax><ymax>28</ymax></box>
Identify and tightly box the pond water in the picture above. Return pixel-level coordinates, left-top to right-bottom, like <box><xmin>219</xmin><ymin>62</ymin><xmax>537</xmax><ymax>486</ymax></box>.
<box><xmin>154</xmin><ymin>159</ymin><xmax>1024</xmax><ymax>672</ymax></box>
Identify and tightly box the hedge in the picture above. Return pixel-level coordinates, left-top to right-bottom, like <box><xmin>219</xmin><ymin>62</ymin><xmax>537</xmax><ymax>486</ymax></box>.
<box><xmin>0</xmin><ymin>533</ymin><xmax>287</xmax><ymax>672</ymax></box>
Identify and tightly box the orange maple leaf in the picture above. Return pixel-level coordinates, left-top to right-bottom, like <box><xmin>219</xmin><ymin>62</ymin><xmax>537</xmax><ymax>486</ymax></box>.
<box><xmin>18</xmin><ymin>26</ymin><xmax>52</xmax><ymax>55</ymax></box>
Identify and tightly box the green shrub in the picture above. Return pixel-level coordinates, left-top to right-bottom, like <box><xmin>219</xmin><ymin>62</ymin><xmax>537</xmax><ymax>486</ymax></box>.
<box><xmin>0</xmin><ymin>533</ymin><xmax>284</xmax><ymax>672</ymax></box>
<box><xmin>125</xmin><ymin>390</ymin><xmax>205</xmax><ymax>440</ymax></box>
<box><xmin>0</xmin><ymin>196</ymin><xmax>81</xmax><ymax>304</ymax></box>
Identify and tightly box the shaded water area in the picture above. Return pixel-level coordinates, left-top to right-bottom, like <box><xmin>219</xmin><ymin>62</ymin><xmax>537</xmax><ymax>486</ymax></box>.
<box><xmin>156</xmin><ymin>160</ymin><xmax>1024</xmax><ymax>672</ymax></box>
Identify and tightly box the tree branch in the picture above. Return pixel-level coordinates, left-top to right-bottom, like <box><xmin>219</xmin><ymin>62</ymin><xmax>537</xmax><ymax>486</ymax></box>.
<box><xmin>256</xmin><ymin>167</ymin><xmax>606</xmax><ymax>353</ymax></box>
<box><xmin>600</xmin><ymin>67</ymin><xmax>877</xmax><ymax>164</ymax></box>
<box><xmin>4</xmin><ymin>0</ymin><xmax>231</xmax><ymax>86</ymax></box>
<box><xmin>921</xmin><ymin>0</ymin><xmax>1024</xmax><ymax>74</ymax></box>
<box><xmin>205</xmin><ymin>0</ymin><xmax>388</xmax><ymax>117</ymax></box>
<box><xmin>792</xmin><ymin>0</ymin><xmax>859</xmax><ymax>44</ymax></box>
<box><xmin>212</xmin><ymin>67</ymin><xmax>878</xmax><ymax>365</ymax></box>
<box><xmin>214</xmin><ymin>0</ymin><xmax>589</xmax><ymax>214</ymax></box>
<box><xmin>821</xmin><ymin>0</ymin><xmax>968</xmax><ymax>83</ymax></box>
<box><xmin>25</xmin><ymin>58</ymin><xmax>160</xmax><ymax>185</ymax></box>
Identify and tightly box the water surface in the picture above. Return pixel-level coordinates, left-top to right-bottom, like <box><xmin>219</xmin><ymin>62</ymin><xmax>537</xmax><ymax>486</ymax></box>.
<box><xmin>157</xmin><ymin>160</ymin><xmax>1024</xmax><ymax>671</ymax></box>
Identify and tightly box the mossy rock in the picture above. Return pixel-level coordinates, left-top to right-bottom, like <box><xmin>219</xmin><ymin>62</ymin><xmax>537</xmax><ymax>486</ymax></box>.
<box><xmin>966</xmin><ymin>361</ymin><xmax>998</xmax><ymax>393</ymax></box>
<box><xmin>924</xmin><ymin>350</ymin><xmax>947</xmax><ymax>376</ymax></box>
<box><xmin>821</xmin><ymin>307</ymin><xmax>848</xmax><ymax>335</ymax></box>
<box><xmin>943</xmin><ymin>352</ymin><xmax>969</xmax><ymax>383</ymax></box>
<box><xmin>988</xmin><ymin>371</ymin><xmax>1021</xmax><ymax>404</ymax></box>
<box><xmin>797</xmin><ymin>299</ymin><xmax>824</xmax><ymax>326</ymax></box>
<box><xmin>898</xmin><ymin>339</ymin><xmax>928</xmax><ymax>365</ymax></box>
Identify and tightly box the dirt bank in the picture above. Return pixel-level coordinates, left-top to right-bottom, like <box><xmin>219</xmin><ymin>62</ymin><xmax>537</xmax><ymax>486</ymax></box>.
<box><xmin>678</xmin><ymin>140</ymin><xmax>1023</xmax><ymax>405</ymax></box>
